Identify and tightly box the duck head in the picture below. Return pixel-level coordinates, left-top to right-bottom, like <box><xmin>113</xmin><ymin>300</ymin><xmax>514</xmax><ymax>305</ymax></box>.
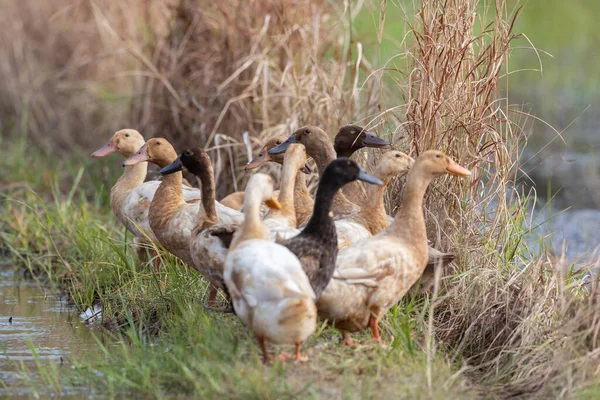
<box><xmin>374</xmin><ymin>151</ymin><xmax>414</xmax><ymax>182</ymax></box>
<box><xmin>334</xmin><ymin>125</ymin><xmax>389</xmax><ymax>157</ymax></box>
<box><xmin>122</xmin><ymin>138</ymin><xmax>178</xmax><ymax>169</ymax></box>
<box><xmin>322</xmin><ymin>158</ymin><xmax>384</xmax><ymax>188</ymax></box>
<box><xmin>246</xmin><ymin>136</ymin><xmax>311</xmax><ymax>173</ymax></box>
<box><xmin>268</xmin><ymin>126</ymin><xmax>331</xmax><ymax>158</ymax></box>
<box><xmin>91</xmin><ymin>129</ymin><xmax>145</xmax><ymax>159</ymax></box>
<box><xmin>159</xmin><ymin>147</ymin><xmax>212</xmax><ymax>179</ymax></box>
<box><xmin>414</xmin><ymin>150</ymin><xmax>471</xmax><ymax>178</ymax></box>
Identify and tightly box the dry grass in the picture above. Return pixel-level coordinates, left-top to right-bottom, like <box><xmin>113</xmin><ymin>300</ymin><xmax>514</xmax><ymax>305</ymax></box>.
<box><xmin>2</xmin><ymin>0</ymin><xmax>600</xmax><ymax>398</ymax></box>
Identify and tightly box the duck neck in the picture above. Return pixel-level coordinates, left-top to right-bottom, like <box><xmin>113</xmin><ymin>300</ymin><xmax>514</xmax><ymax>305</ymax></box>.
<box><xmin>354</xmin><ymin>174</ymin><xmax>390</xmax><ymax>234</ymax></box>
<box><xmin>230</xmin><ymin>193</ymin><xmax>269</xmax><ymax>250</ymax></box>
<box><xmin>111</xmin><ymin>162</ymin><xmax>148</xmax><ymax>219</ymax></box>
<box><xmin>293</xmin><ymin>172</ymin><xmax>314</xmax><ymax>224</ymax></box>
<box><xmin>150</xmin><ymin>170</ymin><xmax>185</xmax><ymax>228</ymax></box>
<box><xmin>267</xmin><ymin>161</ymin><xmax>298</xmax><ymax>226</ymax></box>
<box><xmin>197</xmin><ymin>164</ymin><xmax>218</xmax><ymax>231</ymax></box>
<box><xmin>312</xmin><ymin>145</ymin><xmax>337</xmax><ymax>178</ymax></box>
<box><xmin>388</xmin><ymin>167</ymin><xmax>431</xmax><ymax>243</ymax></box>
<box><xmin>301</xmin><ymin>177</ymin><xmax>338</xmax><ymax>240</ymax></box>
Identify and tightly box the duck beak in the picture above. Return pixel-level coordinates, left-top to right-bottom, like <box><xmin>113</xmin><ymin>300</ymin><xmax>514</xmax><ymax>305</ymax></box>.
<box><xmin>264</xmin><ymin>197</ymin><xmax>282</xmax><ymax>210</ymax></box>
<box><xmin>122</xmin><ymin>144</ymin><xmax>149</xmax><ymax>167</ymax></box>
<box><xmin>300</xmin><ymin>163</ymin><xmax>312</xmax><ymax>174</ymax></box>
<box><xmin>268</xmin><ymin>134</ymin><xmax>296</xmax><ymax>156</ymax></box>
<box><xmin>91</xmin><ymin>138</ymin><xmax>117</xmax><ymax>157</ymax></box>
<box><xmin>361</xmin><ymin>132</ymin><xmax>389</xmax><ymax>148</ymax></box>
<box><xmin>245</xmin><ymin>149</ymin><xmax>271</xmax><ymax>171</ymax></box>
<box><xmin>357</xmin><ymin>168</ymin><xmax>383</xmax><ymax>185</ymax></box>
<box><xmin>446</xmin><ymin>159</ymin><xmax>471</xmax><ymax>177</ymax></box>
<box><xmin>160</xmin><ymin>158</ymin><xmax>183</xmax><ymax>175</ymax></box>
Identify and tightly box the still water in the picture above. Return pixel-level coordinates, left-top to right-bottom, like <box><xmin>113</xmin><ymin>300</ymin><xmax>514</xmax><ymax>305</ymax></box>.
<box><xmin>0</xmin><ymin>265</ymin><xmax>98</xmax><ymax>398</ymax></box>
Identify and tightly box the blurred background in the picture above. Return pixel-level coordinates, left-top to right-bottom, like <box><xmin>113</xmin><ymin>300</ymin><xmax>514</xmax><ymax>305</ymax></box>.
<box><xmin>1</xmin><ymin>0</ymin><xmax>598</xmax><ymax>263</ymax></box>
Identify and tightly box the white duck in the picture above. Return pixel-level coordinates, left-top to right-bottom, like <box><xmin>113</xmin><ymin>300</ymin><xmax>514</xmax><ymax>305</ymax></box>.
<box><xmin>224</xmin><ymin>174</ymin><xmax>317</xmax><ymax>363</ymax></box>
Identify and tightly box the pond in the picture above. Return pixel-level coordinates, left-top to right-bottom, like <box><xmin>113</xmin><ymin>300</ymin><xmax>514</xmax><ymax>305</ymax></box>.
<box><xmin>0</xmin><ymin>264</ymin><xmax>99</xmax><ymax>398</ymax></box>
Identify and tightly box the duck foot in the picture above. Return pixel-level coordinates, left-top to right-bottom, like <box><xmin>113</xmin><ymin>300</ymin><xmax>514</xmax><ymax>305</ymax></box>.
<box><xmin>258</xmin><ymin>337</ymin><xmax>275</xmax><ymax>364</ymax></box>
<box><xmin>369</xmin><ymin>316</ymin><xmax>382</xmax><ymax>344</ymax></box>
<box><xmin>293</xmin><ymin>342</ymin><xmax>309</xmax><ymax>362</ymax></box>
<box><xmin>342</xmin><ymin>331</ymin><xmax>362</xmax><ymax>348</ymax></box>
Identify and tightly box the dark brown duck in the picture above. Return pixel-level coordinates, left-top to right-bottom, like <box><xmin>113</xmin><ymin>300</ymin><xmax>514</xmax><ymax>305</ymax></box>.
<box><xmin>279</xmin><ymin>158</ymin><xmax>383</xmax><ymax>299</ymax></box>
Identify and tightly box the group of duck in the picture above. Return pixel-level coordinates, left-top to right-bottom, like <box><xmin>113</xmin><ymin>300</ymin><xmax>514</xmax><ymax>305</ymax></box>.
<box><xmin>91</xmin><ymin>125</ymin><xmax>470</xmax><ymax>363</ymax></box>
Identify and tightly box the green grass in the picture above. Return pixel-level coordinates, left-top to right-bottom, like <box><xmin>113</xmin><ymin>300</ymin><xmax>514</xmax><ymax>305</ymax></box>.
<box><xmin>0</xmin><ymin>136</ymin><xmax>473</xmax><ymax>398</ymax></box>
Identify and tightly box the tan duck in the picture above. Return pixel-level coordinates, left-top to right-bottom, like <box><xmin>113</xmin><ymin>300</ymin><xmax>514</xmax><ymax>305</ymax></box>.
<box><xmin>224</xmin><ymin>173</ymin><xmax>317</xmax><ymax>363</ymax></box>
<box><xmin>91</xmin><ymin>129</ymin><xmax>200</xmax><ymax>258</ymax></box>
<box><xmin>334</xmin><ymin>150</ymin><xmax>414</xmax><ymax>249</ymax></box>
<box><xmin>123</xmin><ymin>138</ymin><xmax>243</xmax><ymax>267</ymax></box>
<box><xmin>316</xmin><ymin>150</ymin><xmax>470</xmax><ymax>346</ymax></box>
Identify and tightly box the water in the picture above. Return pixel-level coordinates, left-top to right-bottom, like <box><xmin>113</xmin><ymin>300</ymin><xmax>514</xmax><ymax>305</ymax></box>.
<box><xmin>0</xmin><ymin>265</ymin><xmax>98</xmax><ymax>398</ymax></box>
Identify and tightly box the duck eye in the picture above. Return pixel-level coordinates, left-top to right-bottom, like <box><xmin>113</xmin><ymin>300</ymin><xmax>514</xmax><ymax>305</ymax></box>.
<box><xmin>276</xmin><ymin>141</ymin><xmax>281</xmax><ymax>145</ymax></box>
<box><xmin>184</xmin><ymin>150</ymin><xmax>192</xmax><ymax>156</ymax></box>
<box><xmin>395</xmin><ymin>154</ymin><xmax>401</xmax><ymax>158</ymax></box>
<box><xmin>156</xmin><ymin>141</ymin><xmax>162</xmax><ymax>145</ymax></box>
<box><xmin>125</xmin><ymin>133</ymin><xmax>130</xmax><ymax>138</ymax></box>
<box><xmin>436</xmin><ymin>154</ymin><xmax>441</xmax><ymax>158</ymax></box>
<box><xmin>304</xmin><ymin>129</ymin><xmax>310</xmax><ymax>134</ymax></box>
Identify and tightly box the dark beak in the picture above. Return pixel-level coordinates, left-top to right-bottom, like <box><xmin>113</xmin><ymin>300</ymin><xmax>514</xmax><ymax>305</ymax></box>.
<box><xmin>361</xmin><ymin>132</ymin><xmax>389</xmax><ymax>148</ymax></box>
<box><xmin>160</xmin><ymin>158</ymin><xmax>183</xmax><ymax>175</ymax></box>
<box><xmin>357</xmin><ymin>168</ymin><xmax>383</xmax><ymax>186</ymax></box>
<box><xmin>268</xmin><ymin>134</ymin><xmax>296</xmax><ymax>156</ymax></box>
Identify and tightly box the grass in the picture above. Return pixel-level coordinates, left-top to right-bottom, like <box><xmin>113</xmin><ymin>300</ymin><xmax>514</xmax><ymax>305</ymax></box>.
<box><xmin>0</xmin><ymin>133</ymin><xmax>473</xmax><ymax>399</ymax></box>
<box><xmin>1</xmin><ymin>0</ymin><xmax>600</xmax><ymax>398</ymax></box>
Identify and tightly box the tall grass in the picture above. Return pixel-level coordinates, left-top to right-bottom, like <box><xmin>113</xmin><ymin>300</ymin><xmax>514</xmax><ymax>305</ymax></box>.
<box><xmin>1</xmin><ymin>0</ymin><xmax>600</xmax><ymax>398</ymax></box>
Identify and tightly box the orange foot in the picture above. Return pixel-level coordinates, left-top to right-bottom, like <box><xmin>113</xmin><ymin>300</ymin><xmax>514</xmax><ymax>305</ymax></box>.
<box><xmin>258</xmin><ymin>337</ymin><xmax>274</xmax><ymax>364</ymax></box>
<box><xmin>293</xmin><ymin>342</ymin><xmax>309</xmax><ymax>362</ymax></box>
<box><xmin>369</xmin><ymin>315</ymin><xmax>381</xmax><ymax>344</ymax></box>
<box><xmin>277</xmin><ymin>352</ymin><xmax>291</xmax><ymax>362</ymax></box>
<box><xmin>342</xmin><ymin>331</ymin><xmax>361</xmax><ymax>348</ymax></box>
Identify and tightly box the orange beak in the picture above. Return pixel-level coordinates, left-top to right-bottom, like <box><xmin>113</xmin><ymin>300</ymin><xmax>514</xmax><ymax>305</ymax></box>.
<box><xmin>91</xmin><ymin>137</ymin><xmax>117</xmax><ymax>157</ymax></box>
<box><xmin>245</xmin><ymin>148</ymin><xmax>271</xmax><ymax>171</ymax></box>
<box><xmin>446</xmin><ymin>159</ymin><xmax>471</xmax><ymax>177</ymax></box>
<box><xmin>122</xmin><ymin>144</ymin><xmax>150</xmax><ymax>167</ymax></box>
<box><xmin>264</xmin><ymin>197</ymin><xmax>282</xmax><ymax>210</ymax></box>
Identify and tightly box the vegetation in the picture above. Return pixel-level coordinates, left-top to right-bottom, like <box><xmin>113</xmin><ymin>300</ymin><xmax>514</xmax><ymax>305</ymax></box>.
<box><xmin>1</xmin><ymin>0</ymin><xmax>599</xmax><ymax>398</ymax></box>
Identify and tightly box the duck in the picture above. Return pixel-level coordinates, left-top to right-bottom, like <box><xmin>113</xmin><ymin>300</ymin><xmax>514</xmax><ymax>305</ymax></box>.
<box><xmin>334</xmin><ymin>150</ymin><xmax>414</xmax><ymax>249</ymax></box>
<box><xmin>269</xmin><ymin>125</ymin><xmax>388</xmax><ymax>219</ymax></box>
<box><xmin>157</xmin><ymin>145</ymin><xmax>307</xmax><ymax>305</ymax></box>
<box><xmin>333</xmin><ymin>125</ymin><xmax>389</xmax><ymax>205</ymax></box>
<box><xmin>224</xmin><ymin>173</ymin><xmax>317</xmax><ymax>363</ymax></box>
<box><xmin>279</xmin><ymin>158</ymin><xmax>383</xmax><ymax>300</ymax></box>
<box><xmin>316</xmin><ymin>150</ymin><xmax>471</xmax><ymax>346</ymax></box>
<box><xmin>91</xmin><ymin>129</ymin><xmax>201</xmax><ymax>262</ymax></box>
<box><xmin>123</xmin><ymin>138</ymin><xmax>243</xmax><ymax>267</ymax></box>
